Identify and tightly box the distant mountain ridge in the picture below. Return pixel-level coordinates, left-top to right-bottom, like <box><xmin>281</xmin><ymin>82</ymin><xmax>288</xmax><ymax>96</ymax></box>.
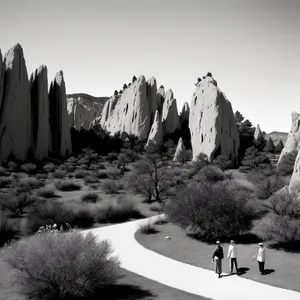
<box><xmin>265</xmin><ymin>131</ymin><xmax>288</xmax><ymax>146</ymax></box>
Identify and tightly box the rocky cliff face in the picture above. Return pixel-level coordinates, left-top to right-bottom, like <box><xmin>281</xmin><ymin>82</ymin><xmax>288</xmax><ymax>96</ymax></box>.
<box><xmin>0</xmin><ymin>50</ymin><xmax>4</xmax><ymax>109</ymax></box>
<box><xmin>49</xmin><ymin>71</ymin><xmax>72</xmax><ymax>156</ymax></box>
<box><xmin>146</xmin><ymin>110</ymin><xmax>163</xmax><ymax>148</ymax></box>
<box><xmin>278</xmin><ymin>112</ymin><xmax>300</xmax><ymax>165</ymax></box>
<box><xmin>99</xmin><ymin>75</ymin><xmax>153</xmax><ymax>140</ymax></box>
<box><xmin>265</xmin><ymin>131</ymin><xmax>287</xmax><ymax>146</ymax></box>
<box><xmin>67</xmin><ymin>94</ymin><xmax>108</xmax><ymax>130</ymax></box>
<box><xmin>161</xmin><ymin>89</ymin><xmax>180</xmax><ymax>136</ymax></box>
<box><xmin>173</xmin><ymin>137</ymin><xmax>185</xmax><ymax>162</ymax></box>
<box><xmin>0</xmin><ymin>44</ymin><xmax>32</xmax><ymax>161</ymax></box>
<box><xmin>180</xmin><ymin>102</ymin><xmax>190</xmax><ymax>127</ymax></box>
<box><xmin>30</xmin><ymin>65</ymin><xmax>49</xmax><ymax>160</ymax></box>
<box><xmin>254</xmin><ymin>124</ymin><xmax>264</xmax><ymax>140</ymax></box>
<box><xmin>189</xmin><ymin>76</ymin><xmax>239</xmax><ymax>162</ymax></box>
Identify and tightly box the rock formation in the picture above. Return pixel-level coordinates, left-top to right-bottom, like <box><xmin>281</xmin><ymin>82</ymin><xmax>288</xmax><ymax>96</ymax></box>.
<box><xmin>49</xmin><ymin>71</ymin><xmax>72</xmax><ymax>156</ymax></box>
<box><xmin>161</xmin><ymin>89</ymin><xmax>180</xmax><ymax>136</ymax></box>
<box><xmin>0</xmin><ymin>44</ymin><xmax>32</xmax><ymax>161</ymax></box>
<box><xmin>180</xmin><ymin>102</ymin><xmax>190</xmax><ymax>127</ymax></box>
<box><xmin>30</xmin><ymin>65</ymin><xmax>49</xmax><ymax>160</ymax></box>
<box><xmin>265</xmin><ymin>131</ymin><xmax>288</xmax><ymax>146</ymax></box>
<box><xmin>156</xmin><ymin>85</ymin><xmax>165</xmax><ymax>115</ymax></box>
<box><xmin>0</xmin><ymin>50</ymin><xmax>4</xmax><ymax>109</ymax></box>
<box><xmin>277</xmin><ymin>111</ymin><xmax>300</xmax><ymax>166</ymax></box>
<box><xmin>99</xmin><ymin>75</ymin><xmax>151</xmax><ymax>140</ymax></box>
<box><xmin>173</xmin><ymin>137</ymin><xmax>185</xmax><ymax>162</ymax></box>
<box><xmin>147</xmin><ymin>77</ymin><xmax>158</xmax><ymax>125</ymax></box>
<box><xmin>189</xmin><ymin>76</ymin><xmax>239</xmax><ymax>162</ymax></box>
<box><xmin>146</xmin><ymin>110</ymin><xmax>163</xmax><ymax>148</ymax></box>
<box><xmin>254</xmin><ymin>124</ymin><xmax>264</xmax><ymax>140</ymax></box>
<box><xmin>289</xmin><ymin>152</ymin><xmax>300</xmax><ymax>193</ymax></box>
<box><xmin>67</xmin><ymin>94</ymin><xmax>108</xmax><ymax>130</ymax></box>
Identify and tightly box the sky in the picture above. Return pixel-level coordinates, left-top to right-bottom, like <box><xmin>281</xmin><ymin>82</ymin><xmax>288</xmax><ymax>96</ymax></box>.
<box><xmin>0</xmin><ymin>0</ymin><xmax>299</xmax><ymax>133</ymax></box>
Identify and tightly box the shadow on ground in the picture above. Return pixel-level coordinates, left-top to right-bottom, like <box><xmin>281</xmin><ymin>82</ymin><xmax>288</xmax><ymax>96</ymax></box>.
<box><xmin>86</xmin><ymin>284</ymin><xmax>155</xmax><ymax>300</ymax></box>
<box><xmin>237</xmin><ymin>267</ymin><xmax>250</xmax><ymax>276</ymax></box>
<box><xmin>264</xmin><ymin>269</ymin><xmax>275</xmax><ymax>275</ymax></box>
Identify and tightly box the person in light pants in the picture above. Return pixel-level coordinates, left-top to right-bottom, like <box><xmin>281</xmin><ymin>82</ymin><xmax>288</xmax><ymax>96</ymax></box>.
<box><xmin>252</xmin><ymin>243</ymin><xmax>266</xmax><ymax>275</ymax></box>
<box><xmin>227</xmin><ymin>240</ymin><xmax>239</xmax><ymax>274</ymax></box>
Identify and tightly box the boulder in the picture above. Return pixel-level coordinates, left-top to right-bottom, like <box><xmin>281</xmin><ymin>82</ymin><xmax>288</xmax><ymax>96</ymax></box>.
<box><xmin>0</xmin><ymin>44</ymin><xmax>32</xmax><ymax>161</ymax></box>
<box><xmin>30</xmin><ymin>65</ymin><xmax>49</xmax><ymax>160</ymax></box>
<box><xmin>173</xmin><ymin>137</ymin><xmax>185</xmax><ymax>162</ymax></box>
<box><xmin>189</xmin><ymin>76</ymin><xmax>239</xmax><ymax>162</ymax></box>
<box><xmin>99</xmin><ymin>75</ymin><xmax>151</xmax><ymax>140</ymax></box>
<box><xmin>161</xmin><ymin>89</ymin><xmax>180</xmax><ymax>136</ymax></box>
<box><xmin>49</xmin><ymin>71</ymin><xmax>72</xmax><ymax>156</ymax></box>
<box><xmin>278</xmin><ymin>112</ymin><xmax>300</xmax><ymax>165</ymax></box>
<box><xmin>146</xmin><ymin>110</ymin><xmax>163</xmax><ymax>148</ymax></box>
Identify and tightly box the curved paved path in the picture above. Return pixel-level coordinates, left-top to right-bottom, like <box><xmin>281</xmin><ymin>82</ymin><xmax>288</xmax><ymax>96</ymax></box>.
<box><xmin>83</xmin><ymin>215</ymin><xmax>300</xmax><ymax>300</ymax></box>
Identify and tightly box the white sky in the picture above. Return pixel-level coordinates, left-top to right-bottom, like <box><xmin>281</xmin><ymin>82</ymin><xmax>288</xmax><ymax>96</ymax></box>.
<box><xmin>0</xmin><ymin>0</ymin><xmax>299</xmax><ymax>133</ymax></box>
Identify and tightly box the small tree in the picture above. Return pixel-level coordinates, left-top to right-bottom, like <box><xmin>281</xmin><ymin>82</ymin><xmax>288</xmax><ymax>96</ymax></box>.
<box><xmin>275</xmin><ymin>140</ymin><xmax>284</xmax><ymax>154</ymax></box>
<box><xmin>234</xmin><ymin>111</ymin><xmax>244</xmax><ymax>124</ymax></box>
<box><xmin>132</xmin><ymin>75</ymin><xmax>137</xmax><ymax>83</ymax></box>
<box><xmin>206</xmin><ymin>72</ymin><xmax>212</xmax><ymax>77</ymax></box>
<box><xmin>123</xmin><ymin>83</ymin><xmax>128</xmax><ymax>90</ymax></box>
<box><xmin>113</xmin><ymin>90</ymin><xmax>118</xmax><ymax>96</ymax></box>
<box><xmin>263</xmin><ymin>137</ymin><xmax>275</xmax><ymax>153</ymax></box>
<box><xmin>119</xmin><ymin>90</ymin><xmax>123</xmax><ymax>94</ymax></box>
<box><xmin>241</xmin><ymin>146</ymin><xmax>271</xmax><ymax>170</ymax></box>
<box><xmin>82</xmin><ymin>147</ymin><xmax>98</xmax><ymax>169</ymax></box>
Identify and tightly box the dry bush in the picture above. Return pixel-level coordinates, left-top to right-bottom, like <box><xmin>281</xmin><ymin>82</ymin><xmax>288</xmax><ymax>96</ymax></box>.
<box><xmin>74</xmin><ymin>169</ymin><xmax>88</xmax><ymax>179</ymax></box>
<box><xmin>165</xmin><ymin>181</ymin><xmax>259</xmax><ymax>242</ymax></box>
<box><xmin>81</xmin><ymin>192</ymin><xmax>99</xmax><ymax>203</ymax></box>
<box><xmin>18</xmin><ymin>177</ymin><xmax>45</xmax><ymax>192</ymax></box>
<box><xmin>36</xmin><ymin>173</ymin><xmax>48</xmax><ymax>180</ymax></box>
<box><xmin>4</xmin><ymin>231</ymin><xmax>121</xmax><ymax>300</ymax></box>
<box><xmin>21</xmin><ymin>163</ymin><xmax>37</xmax><ymax>175</ymax></box>
<box><xmin>138</xmin><ymin>220</ymin><xmax>158</xmax><ymax>234</ymax></box>
<box><xmin>154</xmin><ymin>215</ymin><xmax>168</xmax><ymax>225</ymax></box>
<box><xmin>194</xmin><ymin>165</ymin><xmax>226</xmax><ymax>182</ymax></box>
<box><xmin>54</xmin><ymin>180</ymin><xmax>81</xmax><ymax>192</ymax></box>
<box><xmin>51</xmin><ymin>170</ymin><xmax>66</xmax><ymax>179</ymax></box>
<box><xmin>95</xmin><ymin>197</ymin><xmax>140</xmax><ymax>223</ymax></box>
<box><xmin>0</xmin><ymin>193</ymin><xmax>38</xmax><ymax>217</ymax></box>
<box><xmin>84</xmin><ymin>175</ymin><xmax>98</xmax><ymax>185</ymax></box>
<box><xmin>0</xmin><ymin>214</ymin><xmax>18</xmax><ymax>246</ymax></box>
<box><xmin>43</xmin><ymin>163</ymin><xmax>56</xmax><ymax>173</ymax></box>
<box><xmin>0</xmin><ymin>166</ymin><xmax>7</xmax><ymax>176</ymax></box>
<box><xmin>101</xmin><ymin>179</ymin><xmax>122</xmax><ymax>194</ymax></box>
<box><xmin>149</xmin><ymin>202</ymin><xmax>163</xmax><ymax>212</ymax></box>
<box><xmin>0</xmin><ymin>176</ymin><xmax>12</xmax><ymax>188</ymax></box>
<box><xmin>106</xmin><ymin>167</ymin><xmax>122</xmax><ymax>179</ymax></box>
<box><xmin>7</xmin><ymin>161</ymin><xmax>18</xmax><ymax>171</ymax></box>
<box><xmin>36</xmin><ymin>188</ymin><xmax>56</xmax><ymax>199</ymax></box>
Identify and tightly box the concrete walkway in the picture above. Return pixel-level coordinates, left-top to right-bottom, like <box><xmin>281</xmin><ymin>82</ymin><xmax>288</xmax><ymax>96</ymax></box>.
<box><xmin>83</xmin><ymin>215</ymin><xmax>300</xmax><ymax>300</ymax></box>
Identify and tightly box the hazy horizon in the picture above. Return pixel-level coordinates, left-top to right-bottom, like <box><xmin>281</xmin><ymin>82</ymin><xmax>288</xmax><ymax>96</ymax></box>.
<box><xmin>0</xmin><ymin>0</ymin><xmax>299</xmax><ymax>133</ymax></box>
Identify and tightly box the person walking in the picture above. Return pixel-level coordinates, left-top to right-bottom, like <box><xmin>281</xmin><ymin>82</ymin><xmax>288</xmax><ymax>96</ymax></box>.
<box><xmin>212</xmin><ymin>241</ymin><xmax>224</xmax><ymax>278</ymax></box>
<box><xmin>252</xmin><ymin>243</ymin><xmax>266</xmax><ymax>275</ymax></box>
<box><xmin>227</xmin><ymin>240</ymin><xmax>238</xmax><ymax>274</ymax></box>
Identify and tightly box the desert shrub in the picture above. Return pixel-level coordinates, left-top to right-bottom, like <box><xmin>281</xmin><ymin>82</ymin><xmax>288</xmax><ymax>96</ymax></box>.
<box><xmin>97</xmin><ymin>170</ymin><xmax>109</xmax><ymax>179</ymax></box>
<box><xmin>4</xmin><ymin>231</ymin><xmax>121</xmax><ymax>299</ymax></box>
<box><xmin>263</xmin><ymin>137</ymin><xmax>275</xmax><ymax>153</ymax></box>
<box><xmin>212</xmin><ymin>155</ymin><xmax>234</xmax><ymax>170</ymax></box>
<box><xmin>138</xmin><ymin>221</ymin><xmax>158</xmax><ymax>234</ymax></box>
<box><xmin>0</xmin><ymin>214</ymin><xmax>18</xmax><ymax>246</ymax></box>
<box><xmin>52</xmin><ymin>170</ymin><xmax>66</xmax><ymax>179</ymax></box>
<box><xmin>276</xmin><ymin>151</ymin><xmax>297</xmax><ymax>176</ymax></box>
<box><xmin>36</xmin><ymin>188</ymin><xmax>56</xmax><ymax>199</ymax></box>
<box><xmin>25</xmin><ymin>201</ymin><xmax>73</xmax><ymax>233</ymax></box>
<box><xmin>84</xmin><ymin>175</ymin><xmax>98</xmax><ymax>184</ymax></box>
<box><xmin>7</xmin><ymin>161</ymin><xmax>18</xmax><ymax>171</ymax></box>
<box><xmin>21</xmin><ymin>163</ymin><xmax>37</xmax><ymax>175</ymax></box>
<box><xmin>101</xmin><ymin>179</ymin><xmax>122</xmax><ymax>194</ymax></box>
<box><xmin>194</xmin><ymin>165</ymin><xmax>226</xmax><ymax>182</ymax></box>
<box><xmin>165</xmin><ymin>181</ymin><xmax>259</xmax><ymax>242</ymax></box>
<box><xmin>154</xmin><ymin>215</ymin><xmax>168</xmax><ymax>225</ymax></box>
<box><xmin>254</xmin><ymin>174</ymin><xmax>285</xmax><ymax>200</ymax></box>
<box><xmin>190</xmin><ymin>153</ymin><xmax>209</xmax><ymax>174</ymax></box>
<box><xmin>81</xmin><ymin>192</ymin><xmax>99</xmax><ymax>203</ymax></box>
<box><xmin>18</xmin><ymin>177</ymin><xmax>45</xmax><ymax>193</ymax></box>
<box><xmin>149</xmin><ymin>202</ymin><xmax>163</xmax><ymax>212</ymax></box>
<box><xmin>95</xmin><ymin>197</ymin><xmax>140</xmax><ymax>223</ymax></box>
<box><xmin>0</xmin><ymin>166</ymin><xmax>7</xmax><ymax>176</ymax></box>
<box><xmin>54</xmin><ymin>180</ymin><xmax>81</xmax><ymax>191</ymax></box>
<box><xmin>106</xmin><ymin>167</ymin><xmax>122</xmax><ymax>179</ymax></box>
<box><xmin>43</xmin><ymin>163</ymin><xmax>56</xmax><ymax>173</ymax></box>
<box><xmin>74</xmin><ymin>169</ymin><xmax>88</xmax><ymax>179</ymax></box>
<box><xmin>35</xmin><ymin>173</ymin><xmax>48</xmax><ymax>180</ymax></box>
<box><xmin>71</xmin><ymin>205</ymin><xmax>95</xmax><ymax>228</ymax></box>
<box><xmin>0</xmin><ymin>193</ymin><xmax>38</xmax><ymax>217</ymax></box>
<box><xmin>0</xmin><ymin>176</ymin><xmax>12</xmax><ymax>188</ymax></box>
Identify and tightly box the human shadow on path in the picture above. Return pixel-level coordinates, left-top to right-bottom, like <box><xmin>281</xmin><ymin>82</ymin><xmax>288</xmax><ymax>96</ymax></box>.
<box><xmin>237</xmin><ymin>267</ymin><xmax>250</xmax><ymax>276</ymax></box>
<box><xmin>264</xmin><ymin>269</ymin><xmax>275</xmax><ymax>275</ymax></box>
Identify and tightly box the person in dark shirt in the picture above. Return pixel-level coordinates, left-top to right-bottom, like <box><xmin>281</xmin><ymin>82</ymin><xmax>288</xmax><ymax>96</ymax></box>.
<box><xmin>212</xmin><ymin>241</ymin><xmax>224</xmax><ymax>278</ymax></box>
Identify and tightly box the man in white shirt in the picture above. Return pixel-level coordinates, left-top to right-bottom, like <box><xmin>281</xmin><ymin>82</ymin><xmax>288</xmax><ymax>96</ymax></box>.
<box><xmin>252</xmin><ymin>242</ymin><xmax>266</xmax><ymax>275</ymax></box>
<box><xmin>227</xmin><ymin>240</ymin><xmax>238</xmax><ymax>274</ymax></box>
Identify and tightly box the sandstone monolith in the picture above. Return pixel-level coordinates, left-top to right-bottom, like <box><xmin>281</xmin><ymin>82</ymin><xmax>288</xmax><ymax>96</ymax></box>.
<box><xmin>146</xmin><ymin>110</ymin><xmax>163</xmax><ymax>148</ymax></box>
<box><xmin>173</xmin><ymin>137</ymin><xmax>185</xmax><ymax>162</ymax></box>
